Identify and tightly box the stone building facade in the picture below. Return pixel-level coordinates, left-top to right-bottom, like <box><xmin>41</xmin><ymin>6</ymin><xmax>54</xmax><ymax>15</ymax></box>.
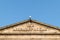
<box><xmin>0</xmin><ymin>19</ymin><xmax>60</xmax><ymax>40</ymax></box>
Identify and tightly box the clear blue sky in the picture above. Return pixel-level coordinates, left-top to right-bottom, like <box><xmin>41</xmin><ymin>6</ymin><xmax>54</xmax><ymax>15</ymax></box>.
<box><xmin>0</xmin><ymin>0</ymin><xmax>60</xmax><ymax>27</ymax></box>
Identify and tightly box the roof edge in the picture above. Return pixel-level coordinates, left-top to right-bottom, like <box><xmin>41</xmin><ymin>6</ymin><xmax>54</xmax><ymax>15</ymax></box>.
<box><xmin>0</xmin><ymin>19</ymin><xmax>60</xmax><ymax>31</ymax></box>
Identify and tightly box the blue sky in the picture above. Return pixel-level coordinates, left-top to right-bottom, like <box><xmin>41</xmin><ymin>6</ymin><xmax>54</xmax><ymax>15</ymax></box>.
<box><xmin>0</xmin><ymin>0</ymin><xmax>60</xmax><ymax>27</ymax></box>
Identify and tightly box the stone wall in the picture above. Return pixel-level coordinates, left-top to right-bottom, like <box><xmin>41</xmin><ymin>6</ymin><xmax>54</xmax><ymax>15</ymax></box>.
<box><xmin>0</xmin><ymin>35</ymin><xmax>60</xmax><ymax>40</ymax></box>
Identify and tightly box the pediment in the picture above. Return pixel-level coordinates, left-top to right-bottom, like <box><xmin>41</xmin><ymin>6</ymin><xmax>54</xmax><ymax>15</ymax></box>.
<box><xmin>0</xmin><ymin>19</ymin><xmax>60</xmax><ymax>34</ymax></box>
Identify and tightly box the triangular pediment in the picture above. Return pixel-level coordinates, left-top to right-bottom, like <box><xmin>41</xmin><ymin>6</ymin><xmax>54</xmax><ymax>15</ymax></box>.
<box><xmin>0</xmin><ymin>19</ymin><xmax>60</xmax><ymax>34</ymax></box>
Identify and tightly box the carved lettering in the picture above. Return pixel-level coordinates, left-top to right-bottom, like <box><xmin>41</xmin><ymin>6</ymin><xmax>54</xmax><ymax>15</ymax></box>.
<box><xmin>13</xmin><ymin>28</ymin><xmax>47</xmax><ymax>31</ymax></box>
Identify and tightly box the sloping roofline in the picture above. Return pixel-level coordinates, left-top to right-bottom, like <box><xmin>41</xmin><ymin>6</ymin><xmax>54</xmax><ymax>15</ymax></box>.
<box><xmin>0</xmin><ymin>19</ymin><xmax>60</xmax><ymax>31</ymax></box>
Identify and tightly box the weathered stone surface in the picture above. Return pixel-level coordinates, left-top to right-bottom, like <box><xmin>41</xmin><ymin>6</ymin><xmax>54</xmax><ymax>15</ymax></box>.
<box><xmin>0</xmin><ymin>35</ymin><xmax>60</xmax><ymax>40</ymax></box>
<box><xmin>0</xmin><ymin>22</ymin><xmax>60</xmax><ymax>34</ymax></box>
<box><xmin>0</xmin><ymin>19</ymin><xmax>60</xmax><ymax>40</ymax></box>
